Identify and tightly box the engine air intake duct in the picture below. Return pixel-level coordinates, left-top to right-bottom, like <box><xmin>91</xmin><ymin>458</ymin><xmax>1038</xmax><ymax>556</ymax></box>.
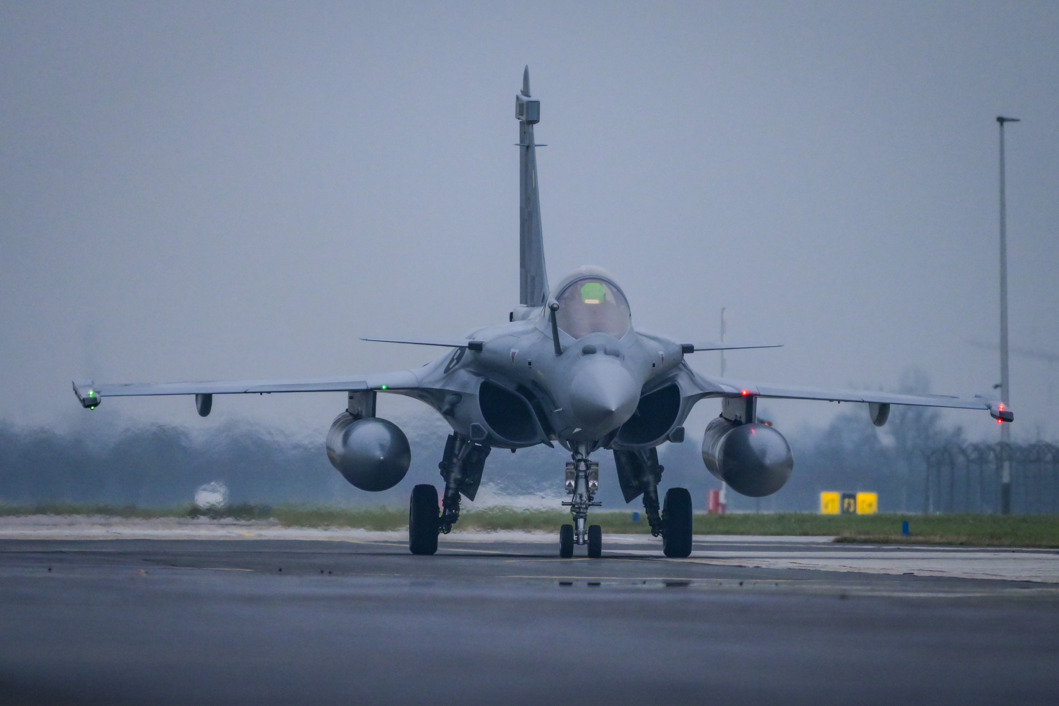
<box><xmin>701</xmin><ymin>417</ymin><xmax>793</xmax><ymax>497</ymax></box>
<box><xmin>478</xmin><ymin>381</ymin><xmax>543</xmax><ymax>446</ymax></box>
<box><xmin>615</xmin><ymin>384</ymin><xmax>681</xmax><ymax>447</ymax></box>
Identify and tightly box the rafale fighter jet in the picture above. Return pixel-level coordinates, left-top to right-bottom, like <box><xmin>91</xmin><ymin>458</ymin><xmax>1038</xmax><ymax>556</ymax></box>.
<box><xmin>74</xmin><ymin>68</ymin><xmax>1013</xmax><ymax>558</ymax></box>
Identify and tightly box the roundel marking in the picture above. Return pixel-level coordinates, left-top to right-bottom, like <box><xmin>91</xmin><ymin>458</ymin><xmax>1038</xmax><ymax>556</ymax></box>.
<box><xmin>444</xmin><ymin>346</ymin><xmax>466</xmax><ymax>374</ymax></box>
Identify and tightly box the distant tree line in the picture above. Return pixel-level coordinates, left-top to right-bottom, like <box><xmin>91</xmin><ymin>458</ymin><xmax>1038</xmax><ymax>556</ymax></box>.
<box><xmin>0</xmin><ymin>371</ymin><xmax>1016</xmax><ymax>514</ymax></box>
<box><xmin>0</xmin><ymin>420</ymin><xmax>350</xmax><ymax>508</ymax></box>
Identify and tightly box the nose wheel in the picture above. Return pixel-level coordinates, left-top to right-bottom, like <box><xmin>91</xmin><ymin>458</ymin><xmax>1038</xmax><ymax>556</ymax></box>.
<box><xmin>587</xmin><ymin>524</ymin><xmax>602</xmax><ymax>558</ymax></box>
<box><xmin>559</xmin><ymin>522</ymin><xmax>602</xmax><ymax>558</ymax></box>
<box><xmin>559</xmin><ymin>524</ymin><xmax>574</xmax><ymax>558</ymax></box>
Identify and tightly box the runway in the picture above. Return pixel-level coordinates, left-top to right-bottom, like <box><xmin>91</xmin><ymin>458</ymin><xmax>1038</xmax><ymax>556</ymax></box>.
<box><xmin>2</xmin><ymin>520</ymin><xmax>1058</xmax><ymax>705</ymax></box>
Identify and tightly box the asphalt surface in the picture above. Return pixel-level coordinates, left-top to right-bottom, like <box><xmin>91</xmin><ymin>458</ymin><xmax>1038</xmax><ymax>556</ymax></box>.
<box><xmin>1</xmin><ymin>521</ymin><xmax>1058</xmax><ymax>705</ymax></box>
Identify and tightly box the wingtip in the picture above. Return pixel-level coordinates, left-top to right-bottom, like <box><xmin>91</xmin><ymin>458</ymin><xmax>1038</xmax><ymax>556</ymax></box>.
<box><xmin>73</xmin><ymin>380</ymin><xmax>101</xmax><ymax>409</ymax></box>
<box><xmin>989</xmin><ymin>402</ymin><xmax>1015</xmax><ymax>423</ymax></box>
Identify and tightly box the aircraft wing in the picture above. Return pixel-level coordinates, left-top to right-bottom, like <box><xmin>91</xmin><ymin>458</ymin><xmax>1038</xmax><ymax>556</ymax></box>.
<box><xmin>72</xmin><ymin>369</ymin><xmax>422</xmax><ymax>409</ymax></box>
<box><xmin>684</xmin><ymin>368</ymin><xmax>1013</xmax><ymax>421</ymax></box>
<box><xmin>683</xmin><ymin>342</ymin><xmax>783</xmax><ymax>353</ymax></box>
<box><xmin>361</xmin><ymin>337</ymin><xmax>484</xmax><ymax>351</ymax></box>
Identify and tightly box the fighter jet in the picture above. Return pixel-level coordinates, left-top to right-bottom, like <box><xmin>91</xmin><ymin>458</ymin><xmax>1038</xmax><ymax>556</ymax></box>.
<box><xmin>74</xmin><ymin>68</ymin><xmax>1012</xmax><ymax>558</ymax></box>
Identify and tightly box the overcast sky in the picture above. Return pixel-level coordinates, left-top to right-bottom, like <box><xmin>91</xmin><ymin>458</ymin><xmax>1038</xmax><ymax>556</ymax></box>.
<box><xmin>3</xmin><ymin>1</ymin><xmax>1057</xmax><ymax>444</ymax></box>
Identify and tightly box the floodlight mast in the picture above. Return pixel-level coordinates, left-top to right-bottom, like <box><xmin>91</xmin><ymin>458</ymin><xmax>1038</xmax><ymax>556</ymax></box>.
<box><xmin>997</xmin><ymin>116</ymin><xmax>1019</xmax><ymax>515</ymax></box>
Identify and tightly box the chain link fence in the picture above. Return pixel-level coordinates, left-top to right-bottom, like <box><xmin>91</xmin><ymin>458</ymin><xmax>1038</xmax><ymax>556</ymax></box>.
<box><xmin>924</xmin><ymin>443</ymin><xmax>1059</xmax><ymax>514</ymax></box>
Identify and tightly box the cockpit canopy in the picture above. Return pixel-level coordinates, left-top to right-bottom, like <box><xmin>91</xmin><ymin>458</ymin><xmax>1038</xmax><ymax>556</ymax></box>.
<box><xmin>553</xmin><ymin>272</ymin><xmax>631</xmax><ymax>339</ymax></box>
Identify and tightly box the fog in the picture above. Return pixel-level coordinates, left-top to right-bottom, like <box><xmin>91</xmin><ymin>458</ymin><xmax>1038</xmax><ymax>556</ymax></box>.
<box><xmin>3</xmin><ymin>3</ymin><xmax>1059</xmax><ymax>506</ymax></box>
<box><xmin>1</xmin><ymin>371</ymin><xmax>969</xmax><ymax>514</ymax></box>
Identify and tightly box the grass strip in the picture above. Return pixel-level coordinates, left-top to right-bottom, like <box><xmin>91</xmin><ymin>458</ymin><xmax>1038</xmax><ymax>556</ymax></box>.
<box><xmin>1</xmin><ymin>505</ymin><xmax>1057</xmax><ymax>548</ymax></box>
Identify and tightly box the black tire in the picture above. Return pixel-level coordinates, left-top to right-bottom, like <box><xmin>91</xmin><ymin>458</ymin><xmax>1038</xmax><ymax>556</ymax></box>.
<box><xmin>587</xmin><ymin>524</ymin><xmax>602</xmax><ymax>559</ymax></box>
<box><xmin>662</xmin><ymin>487</ymin><xmax>693</xmax><ymax>558</ymax></box>
<box><xmin>409</xmin><ymin>484</ymin><xmax>439</xmax><ymax>555</ymax></box>
<box><xmin>559</xmin><ymin>524</ymin><xmax>574</xmax><ymax>558</ymax></box>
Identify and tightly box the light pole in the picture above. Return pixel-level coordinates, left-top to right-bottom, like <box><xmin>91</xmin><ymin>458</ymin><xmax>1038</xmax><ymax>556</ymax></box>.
<box><xmin>997</xmin><ymin>116</ymin><xmax>1019</xmax><ymax>514</ymax></box>
<box><xmin>719</xmin><ymin>308</ymin><xmax>728</xmax><ymax>511</ymax></box>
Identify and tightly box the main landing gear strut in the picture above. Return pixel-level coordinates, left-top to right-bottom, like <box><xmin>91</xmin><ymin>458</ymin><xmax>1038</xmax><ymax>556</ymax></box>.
<box><xmin>610</xmin><ymin>447</ymin><xmax>694</xmax><ymax>559</ymax></box>
<box><xmin>408</xmin><ymin>433</ymin><xmax>490</xmax><ymax>556</ymax></box>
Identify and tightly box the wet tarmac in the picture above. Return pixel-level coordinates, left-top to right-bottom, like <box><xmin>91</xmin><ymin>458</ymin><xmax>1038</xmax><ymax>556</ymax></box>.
<box><xmin>1</xmin><ymin>521</ymin><xmax>1057</xmax><ymax>705</ymax></box>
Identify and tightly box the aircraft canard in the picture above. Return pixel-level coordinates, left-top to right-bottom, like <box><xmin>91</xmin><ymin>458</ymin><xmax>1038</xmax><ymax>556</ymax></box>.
<box><xmin>74</xmin><ymin>68</ymin><xmax>1012</xmax><ymax>558</ymax></box>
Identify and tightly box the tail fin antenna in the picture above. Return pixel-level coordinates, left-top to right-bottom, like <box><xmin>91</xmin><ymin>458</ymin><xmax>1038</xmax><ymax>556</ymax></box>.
<box><xmin>516</xmin><ymin>66</ymin><xmax>548</xmax><ymax>307</ymax></box>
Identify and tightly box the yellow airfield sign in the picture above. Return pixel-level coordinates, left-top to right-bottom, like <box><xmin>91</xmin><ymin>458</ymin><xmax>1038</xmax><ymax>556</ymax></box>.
<box><xmin>820</xmin><ymin>492</ymin><xmax>877</xmax><ymax>515</ymax></box>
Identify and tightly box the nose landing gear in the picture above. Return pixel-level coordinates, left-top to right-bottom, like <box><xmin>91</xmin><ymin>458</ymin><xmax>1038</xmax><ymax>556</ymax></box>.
<box><xmin>560</xmin><ymin>453</ymin><xmax>603</xmax><ymax>558</ymax></box>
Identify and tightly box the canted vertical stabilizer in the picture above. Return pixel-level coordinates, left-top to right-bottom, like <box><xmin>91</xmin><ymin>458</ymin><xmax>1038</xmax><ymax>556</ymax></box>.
<box><xmin>516</xmin><ymin>66</ymin><xmax>549</xmax><ymax>308</ymax></box>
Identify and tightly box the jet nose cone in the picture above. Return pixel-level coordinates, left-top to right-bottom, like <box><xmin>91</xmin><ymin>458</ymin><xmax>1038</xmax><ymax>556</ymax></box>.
<box><xmin>569</xmin><ymin>360</ymin><xmax>640</xmax><ymax>437</ymax></box>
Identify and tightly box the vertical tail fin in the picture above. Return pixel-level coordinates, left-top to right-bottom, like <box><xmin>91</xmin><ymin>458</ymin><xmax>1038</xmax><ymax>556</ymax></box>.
<box><xmin>516</xmin><ymin>66</ymin><xmax>549</xmax><ymax>307</ymax></box>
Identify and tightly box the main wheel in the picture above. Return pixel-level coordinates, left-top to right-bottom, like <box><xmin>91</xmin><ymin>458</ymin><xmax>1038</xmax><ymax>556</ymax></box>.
<box><xmin>409</xmin><ymin>484</ymin><xmax>440</xmax><ymax>555</ymax></box>
<box><xmin>662</xmin><ymin>487</ymin><xmax>693</xmax><ymax>558</ymax></box>
<box><xmin>587</xmin><ymin>524</ymin><xmax>602</xmax><ymax>559</ymax></box>
<box><xmin>559</xmin><ymin>524</ymin><xmax>574</xmax><ymax>558</ymax></box>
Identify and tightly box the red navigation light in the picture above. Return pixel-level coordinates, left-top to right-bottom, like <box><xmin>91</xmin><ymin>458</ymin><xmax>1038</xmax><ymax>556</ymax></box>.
<box><xmin>741</xmin><ymin>389</ymin><xmax>750</xmax><ymax>396</ymax></box>
<box><xmin>991</xmin><ymin>403</ymin><xmax>1014</xmax><ymax>423</ymax></box>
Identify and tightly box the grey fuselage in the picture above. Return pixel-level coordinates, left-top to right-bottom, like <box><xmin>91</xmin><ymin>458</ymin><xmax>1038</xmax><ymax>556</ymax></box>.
<box><xmin>395</xmin><ymin>269</ymin><xmax>690</xmax><ymax>456</ymax></box>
